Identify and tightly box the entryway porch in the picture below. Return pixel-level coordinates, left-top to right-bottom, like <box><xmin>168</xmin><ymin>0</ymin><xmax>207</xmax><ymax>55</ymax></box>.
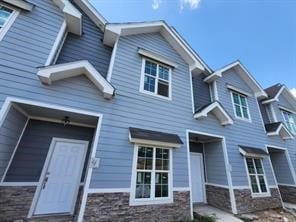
<box><xmin>0</xmin><ymin>98</ymin><xmax>100</xmax><ymax>221</ymax></box>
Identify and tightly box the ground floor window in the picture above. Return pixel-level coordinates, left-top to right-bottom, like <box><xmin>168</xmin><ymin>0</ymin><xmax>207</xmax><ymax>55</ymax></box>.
<box><xmin>246</xmin><ymin>157</ymin><xmax>268</xmax><ymax>194</ymax></box>
<box><xmin>131</xmin><ymin>145</ymin><xmax>172</xmax><ymax>204</ymax></box>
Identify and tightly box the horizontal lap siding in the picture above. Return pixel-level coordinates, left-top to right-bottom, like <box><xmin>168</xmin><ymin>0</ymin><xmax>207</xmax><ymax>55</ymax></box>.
<box><xmin>56</xmin><ymin>7</ymin><xmax>112</xmax><ymax>78</ymax></box>
<box><xmin>204</xmin><ymin>141</ymin><xmax>228</xmax><ymax>185</ymax></box>
<box><xmin>192</xmin><ymin>74</ymin><xmax>211</xmax><ymax>111</ymax></box>
<box><xmin>215</xmin><ymin>70</ymin><xmax>276</xmax><ymax>186</ymax></box>
<box><xmin>270</xmin><ymin>151</ymin><xmax>294</xmax><ymax>185</ymax></box>
<box><xmin>0</xmin><ymin>106</ymin><xmax>27</xmax><ymax>179</ymax></box>
<box><xmin>4</xmin><ymin>119</ymin><xmax>94</xmax><ymax>182</ymax></box>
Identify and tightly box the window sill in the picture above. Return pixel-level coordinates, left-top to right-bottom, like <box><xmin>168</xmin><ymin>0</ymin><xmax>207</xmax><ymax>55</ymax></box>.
<box><xmin>140</xmin><ymin>90</ymin><xmax>172</xmax><ymax>101</ymax></box>
<box><xmin>251</xmin><ymin>193</ymin><xmax>271</xmax><ymax>198</ymax></box>
<box><xmin>235</xmin><ymin>116</ymin><xmax>252</xmax><ymax>123</ymax></box>
<box><xmin>129</xmin><ymin>197</ymin><xmax>173</xmax><ymax>206</ymax></box>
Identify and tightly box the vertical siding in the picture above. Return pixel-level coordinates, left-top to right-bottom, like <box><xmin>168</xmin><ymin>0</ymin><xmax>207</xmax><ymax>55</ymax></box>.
<box><xmin>0</xmin><ymin>106</ymin><xmax>27</xmax><ymax>179</ymax></box>
<box><xmin>192</xmin><ymin>74</ymin><xmax>211</xmax><ymax>111</ymax></box>
<box><xmin>4</xmin><ymin>119</ymin><xmax>94</xmax><ymax>182</ymax></box>
<box><xmin>56</xmin><ymin>9</ymin><xmax>112</xmax><ymax>78</ymax></box>
<box><xmin>269</xmin><ymin>151</ymin><xmax>294</xmax><ymax>185</ymax></box>
<box><xmin>204</xmin><ymin>141</ymin><xmax>228</xmax><ymax>185</ymax></box>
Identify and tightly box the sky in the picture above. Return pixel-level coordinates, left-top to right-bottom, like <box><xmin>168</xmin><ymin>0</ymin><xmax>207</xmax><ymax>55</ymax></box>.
<box><xmin>90</xmin><ymin>0</ymin><xmax>296</xmax><ymax>95</ymax></box>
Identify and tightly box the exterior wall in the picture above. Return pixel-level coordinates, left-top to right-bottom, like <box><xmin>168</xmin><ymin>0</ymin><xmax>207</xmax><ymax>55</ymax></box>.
<box><xmin>258</xmin><ymin>100</ymin><xmax>270</xmax><ymax>124</ymax></box>
<box><xmin>205</xmin><ymin>185</ymin><xmax>231</xmax><ymax>212</ymax></box>
<box><xmin>234</xmin><ymin>188</ymin><xmax>282</xmax><ymax>214</ymax></box>
<box><xmin>278</xmin><ymin>185</ymin><xmax>296</xmax><ymax>204</ymax></box>
<box><xmin>215</xmin><ymin>69</ymin><xmax>276</xmax><ymax>187</ymax></box>
<box><xmin>4</xmin><ymin>119</ymin><xmax>94</xmax><ymax>182</ymax></box>
<box><xmin>0</xmin><ymin>106</ymin><xmax>27</xmax><ymax>179</ymax></box>
<box><xmin>269</xmin><ymin>151</ymin><xmax>294</xmax><ymax>185</ymax></box>
<box><xmin>204</xmin><ymin>141</ymin><xmax>228</xmax><ymax>186</ymax></box>
<box><xmin>83</xmin><ymin>191</ymin><xmax>191</xmax><ymax>222</ymax></box>
<box><xmin>56</xmin><ymin>8</ymin><xmax>112</xmax><ymax>78</ymax></box>
<box><xmin>192</xmin><ymin>74</ymin><xmax>211</xmax><ymax>111</ymax></box>
<box><xmin>0</xmin><ymin>186</ymin><xmax>36</xmax><ymax>221</ymax></box>
<box><xmin>0</xmin><ymin>185</ymin><xmax>84</xmax><ymax>221</ymax></box>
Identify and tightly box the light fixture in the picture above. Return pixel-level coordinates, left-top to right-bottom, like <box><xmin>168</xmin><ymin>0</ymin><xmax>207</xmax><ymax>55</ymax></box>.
<box><xmin>62</xmin><ymin>116</ymin><xmax>70</xmax><ymax>126</ymax></box>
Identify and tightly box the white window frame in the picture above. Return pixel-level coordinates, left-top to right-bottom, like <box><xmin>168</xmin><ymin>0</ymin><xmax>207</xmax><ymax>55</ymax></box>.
<box><xmin>139</xmin><ymin>58</ymin><xmax>172</xmax><ymax>101</ymax></box>
<box><xmin>0</xmin><ymin>3</ymin><xmax>19</xmax><ymax>42</ymax></box>
<box><xmin>231</xmin><ymin>91</ymin><xmax>252</xmax><ymax>122</ymax></box>
<box><xmin>282</xmin><ymin>110</ymin><xmax>296</xmax><ymax>135</ymax></box>
<box><xmin>130</xmin><ymin>144</ymin><xmax>173</xmax><ymax>206</ymax></box>
<box><xmin>244</xmin><ymin>157</ymin><xmax>270</xmax><ymax>197</ymax></box>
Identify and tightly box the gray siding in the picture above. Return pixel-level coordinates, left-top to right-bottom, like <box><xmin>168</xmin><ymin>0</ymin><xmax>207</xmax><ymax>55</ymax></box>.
<box><xmin>215</xmin><ymin>69</ymin><xmax>276</xmax><ymax>186</ymax></box>
<box><xmin>269</xmin><ymin>151</ymin><xmax>294</xmax><ymax>185</ymax></box>
<box><xmin>192</xmin><ymin>74</ymin><xmax>211</xmax><ymax>111</ymax></box>
<box><xmin>204</xmin><ymin>141</ymin><xmax>228</xmax><ymax>185</ymax></box>
<box><xmin>56</xmin><ymin>9</ymin><xmax>112</xmax><ymax>78</ymax></box>
<box><xmin>4</xmin><ymin>119</ymin><xmax>94</xmax><ymax>182</ymax></box>
<box><xmin>258</xmin><ymin>101</ymin><xmax>270</xmax><ymax>124</ymax></box>
<box><xmin>0</xmin><ymin>106</ymin><xmax>27</xmax><ymax>179</ymax></box>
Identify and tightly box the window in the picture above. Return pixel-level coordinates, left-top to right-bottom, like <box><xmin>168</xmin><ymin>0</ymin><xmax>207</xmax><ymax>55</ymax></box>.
<box><xmin>245</xmin><ymin>157</ymin><xmax>268</xmax><ymax>195</ymax></box>
<box><xmin>131</xmin><ymin>146</ymin><xmax>172</xmax><ymax>205</ymax></box>
<box><xmin>282</xmin><ymin>111</ymin><xmax>296</xmax><ymax>134</ymax></box>
<box><xmin>140</xmin><ymin>59</ymin><xmax>171</xmax><ymax>99</ymax></box>
<box><xmin>231</xmin><ymin>92</ymin><xmax>250</xmax><ymax>120</ymax></box>
<box><xmin>0</xmin><ymin>4</ymin><xmax>18</xmax><ymax>41</ymax></box>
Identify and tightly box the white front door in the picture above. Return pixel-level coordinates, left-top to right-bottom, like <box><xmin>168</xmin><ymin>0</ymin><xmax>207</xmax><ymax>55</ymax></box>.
<box><xmin>190</xmin><ymin>152</ymin><xmax>205</xmax><ymax>203</ymax></box>
<box><xmin>34</xmin><ymin>138</ymin><xmax>88</xmax><ymax>215</ymax></box>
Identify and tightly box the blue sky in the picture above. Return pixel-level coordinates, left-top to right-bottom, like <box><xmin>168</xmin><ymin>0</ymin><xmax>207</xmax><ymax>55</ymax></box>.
<box><xmin>90</xmin><ymin>0</ymin><xmax>296</xmax><ymax>94</ymax></box>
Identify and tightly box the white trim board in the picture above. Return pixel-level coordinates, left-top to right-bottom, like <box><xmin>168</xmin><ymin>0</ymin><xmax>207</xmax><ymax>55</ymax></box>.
<box><xmin>0</xmin><ymin>2</ymin><xmax>20</xmax><ymax>42</ymax></box>
<box><xmin>37</xmin><ymin>60</ymin><xmax>115</xmax><ymax>99</ymax></box>
<box><xmin>2</xmin><ymin>0</ymin><xmax>34</xmax><ymax>11</ymax></box>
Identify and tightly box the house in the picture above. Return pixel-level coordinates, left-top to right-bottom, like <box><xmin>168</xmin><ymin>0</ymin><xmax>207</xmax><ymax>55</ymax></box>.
<box><xmin>0</xmin><ymin>0</ymin><xmax>295</xmax><ymax>221</ymax></box>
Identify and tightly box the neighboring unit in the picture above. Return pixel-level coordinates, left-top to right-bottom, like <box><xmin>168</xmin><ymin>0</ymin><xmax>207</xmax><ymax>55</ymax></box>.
<box><xmin>0</xmin><ymin>0</ymin><xmax>295</xmax><ymax>221</ymax></box>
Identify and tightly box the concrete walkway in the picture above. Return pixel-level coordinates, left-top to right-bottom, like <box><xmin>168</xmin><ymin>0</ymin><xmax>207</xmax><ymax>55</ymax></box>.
<box><xmin>194</xmin><ymin>204</ymin><xmax>243</xmax><ymax>222</ymax></box>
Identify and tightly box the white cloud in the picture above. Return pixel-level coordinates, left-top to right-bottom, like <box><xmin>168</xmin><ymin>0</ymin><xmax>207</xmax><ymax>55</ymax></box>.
<box><xmin>152</xmin><ymin>0</ymin><xmax>162</xmax><ymax>10</ymax></box>
<box><xmin>291</xmin><ymin>88</ymin><xmax>296</xmax><ymax>97</ymax></box>
<box><xmin>180</xmin><ymin>0</ymin><xmax>201</xmax><ymax>10</ymax></box>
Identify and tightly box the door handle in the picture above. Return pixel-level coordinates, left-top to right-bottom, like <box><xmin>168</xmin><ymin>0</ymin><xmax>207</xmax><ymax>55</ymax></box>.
<box><xmin>42</xmin><ymin>172</ymin><xmax>50</xmax><ymax>189</ymax></box>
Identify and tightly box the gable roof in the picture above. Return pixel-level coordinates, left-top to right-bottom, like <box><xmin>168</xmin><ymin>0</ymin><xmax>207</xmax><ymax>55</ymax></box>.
<box><xmin>262</xmin><ymin>83</ymin><xmax>296</xmax><ymax>110</ymax></box>
<box><xmin>37</xmin><ymin>60</ymin><xmax>115</xmax><ymax>99</ymax></box>
<box><xmin>194</xmin><ymin>101</ymin><xmax>233</xmax><ymax>126</ymax></box>
<box><xmin>265</xmin><ymin>122</ymin><xmax>294</xmax><ymax>140</ymax></box>
<box><xmin>203</xmin><ymin>61</ymin><xmax>268</xmax><ymax>99</ymax></box>
<box><xmin>103</xmin><ymin>21</ymin><xmax>211</xmax><ymax>75</ymax></box>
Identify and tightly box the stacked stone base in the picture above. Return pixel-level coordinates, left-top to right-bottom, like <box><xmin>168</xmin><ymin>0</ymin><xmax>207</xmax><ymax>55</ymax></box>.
<box><xmin>278</xmin><ymin>185</ymin><xmax>296</xmax><ymax>204</ymax></box>
<box><xmin>234</xmin><ymin>188</ymin><xmax>282</xmax><ymax>214</ymax></box>
<box><xmin>205</xmin><ymin>185</ymin><xmax>232</xmax><ymax>212</ymax></box>
<box><xmin>83</xmin><ymin>191</ymin><xmax>191</xmax><ymax>222</ymax></box>
<box><xmin>0</xmin><ymin>186</ymin><xmax>83</xmax><ymax>221</ymax></box>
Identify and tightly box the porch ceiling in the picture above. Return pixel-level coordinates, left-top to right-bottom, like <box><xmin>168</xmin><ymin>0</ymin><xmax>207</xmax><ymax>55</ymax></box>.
<box><xmin>189</xmin><ymin>132</ymin><xmax>222</xmax><ymax>143</ymax></box>
<box><xmin>15</xmin><ymin>102</ymin><xmax>98</xmax><ymax>126</ymax></box>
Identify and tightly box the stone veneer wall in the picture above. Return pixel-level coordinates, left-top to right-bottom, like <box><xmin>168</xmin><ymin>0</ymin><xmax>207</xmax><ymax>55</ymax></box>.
<box><xmin>234</xmin><ymin>188</ymin><xmax>282</xmax><ymax>214</ymax></box>
<box><xmin>0</xmin><ymin>186</ymin><xmax>84</xmax><ymax>221</ymax></box>
<box><xmin>0</xmin><ymin>186</ymin><xmax>36</xmax><ymax>221</ymax></box>
<box><xmin>83</xmin><ymin>191</ymin><xmax>191</xmax><ymax>222</ymax></box>
<box><xmin>205</xmin><ymin>185</ymin><xmax>232</xmax><ymax>212</ymax></box>
<box><xmin>278</xmin><ymin>185</ymin><xmax>296</xmax><ymax>204</ymax></box>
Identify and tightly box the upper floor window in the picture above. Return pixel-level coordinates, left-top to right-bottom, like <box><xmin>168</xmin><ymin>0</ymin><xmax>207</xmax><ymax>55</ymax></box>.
<box><xmin>140</xmin><ymin>59</ymin><xmax>172</xmax><ymax>100</ymax></box>
<box><xmin>0</xmin><ymin>5</ymin><xmax>13</xmax><ymax>29</ymax></box>
<box><xmin>282</xmin><ymin>111</ymin><xmax>296</xmax><ymax>134</ymax></box>
<box><xmin>231</xmin><ymin>92</ymin><xmax>251</xmax><ymax>121</ymax></box>
<box><xmin>130</xmin><ymin>146</ymin><xmax>172</xmax><ymax>205</ymax></box>
<box><xmin>0</xmin><ymin>4</ymin><xmax>18</xmax><ymax>41</ymax></box>
<box><xmin>246</xmin><ymin>157</ymin><xmax>268</xmax><ymax>195</ymax></box>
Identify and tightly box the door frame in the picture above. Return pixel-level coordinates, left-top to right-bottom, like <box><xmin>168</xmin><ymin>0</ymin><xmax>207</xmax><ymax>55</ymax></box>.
<box><xmin>190</xmin><ymin>152</ymin><xmax>206</xmax><ymax>204</ymax></box>
<box><xmin>29</xmin><ymin>137</ymin><xmax>89</xmax><ymax>217</ymax></box>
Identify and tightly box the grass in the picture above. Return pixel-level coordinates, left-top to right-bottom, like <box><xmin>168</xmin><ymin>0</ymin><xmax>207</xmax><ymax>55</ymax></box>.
<box><xmin>181</xmin><ymin>214</ymin><xmax>216</xmax><ymax>222</ymax></box>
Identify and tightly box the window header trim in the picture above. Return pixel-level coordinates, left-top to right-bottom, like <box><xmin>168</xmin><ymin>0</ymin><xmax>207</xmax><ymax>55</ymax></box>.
<box><xmin>138</xmin><ymin>48</ymin><xmax>178</xmax><ymax>68</ymax></box>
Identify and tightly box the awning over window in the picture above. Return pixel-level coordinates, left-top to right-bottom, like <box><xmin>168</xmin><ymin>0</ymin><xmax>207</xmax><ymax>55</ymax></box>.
<box><xmin>265</xmin><ymin>122</ymin><xmax>293</xmax><ymax>140</ymax></box>
<box><xmin>239</xmin><ymin>145</ymin><xmax>269</xmax><ymax>158</ymax></box>
<box><xmin>129</xmin><ymin>127</ymin><xmax>183</xmax><ymax>148</ymax></box>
